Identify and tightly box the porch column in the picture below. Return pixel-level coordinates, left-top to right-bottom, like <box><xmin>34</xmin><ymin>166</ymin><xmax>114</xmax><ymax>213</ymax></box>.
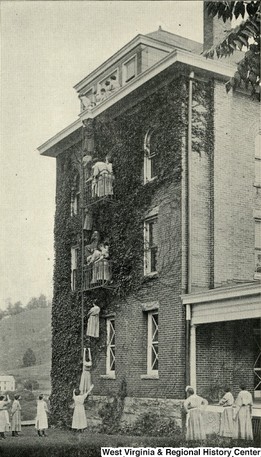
<box><xmin>190</xmin><ymin>324</ymin><xmax>197</xmax><ymax>391</ymax></box>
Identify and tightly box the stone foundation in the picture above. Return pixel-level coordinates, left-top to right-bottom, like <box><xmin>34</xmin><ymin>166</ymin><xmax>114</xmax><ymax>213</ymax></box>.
<box><xmin>85</xmin><ymin>396</ymin><xmax>183</xmax><ymax>430</ymax></box>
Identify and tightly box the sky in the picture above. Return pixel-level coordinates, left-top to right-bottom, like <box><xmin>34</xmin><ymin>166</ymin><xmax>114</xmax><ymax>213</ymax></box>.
<box><xmin>0</xmin><ymin>1</ymin><xmax>203</xmax><ymax>308</ymax></box>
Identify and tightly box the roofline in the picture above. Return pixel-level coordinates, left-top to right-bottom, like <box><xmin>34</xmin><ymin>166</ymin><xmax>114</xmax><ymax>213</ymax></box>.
<box><xmin>74</xmin><ymin>34</ymin><xmax>175</xmax><ymax>93</ymax></box>
<box><xmin>38</xmin><ymin>48</ymin><xmax>236</xmax><ymax>157</ymax></box>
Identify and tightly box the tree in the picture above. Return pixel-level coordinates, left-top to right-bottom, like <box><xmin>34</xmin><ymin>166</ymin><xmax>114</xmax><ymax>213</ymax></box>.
<box><xmin>26</xmin><ymin>294</ymin><xmax>49</xmax><ymax>310</ymax></box>
<box><xmin>23</xmin><ymin>348</ymin><xmax>36</xmax><ymax>367</ymax></box>
<box><xmin>204</xmin><ymin>1</ymin><xmax>260</xmax><ymax>99</ymax></box>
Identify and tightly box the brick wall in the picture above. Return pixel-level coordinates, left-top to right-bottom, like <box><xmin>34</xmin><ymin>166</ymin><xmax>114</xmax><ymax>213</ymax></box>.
<box><xmin>213</xmin><ymin>82</ymin><xmax>260</xmax><ymax>285</ymax></box>
<box><xmin>196</xmin><ymin>319</ymin><xmax>257</xmax><ymax>398</ymax></box>
<box><xmin>90</xmin><ymin>181</ymin><xmax>186</xmax><ymax>399</ymax></box>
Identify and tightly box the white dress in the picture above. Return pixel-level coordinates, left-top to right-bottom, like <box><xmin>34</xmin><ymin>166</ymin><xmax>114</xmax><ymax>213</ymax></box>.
<box><xmin>184</xmin><ymin>394</ymin><xmax>208</xmax><ymax>441</ymax></box>
<box><xmin>35</xmin><ymin>400</ymin><xmax>48</xmax><ymax>430</ymax></box>
<box><xmin>233</xmin><ymin>390</ymin><xmax>253</xmax><ymax>440</ymax></box>
<box><xmin>72</xmin><ymin>392</ymin><xmax>88</xmax><ymax>429</ymax></box>
<box><xmin>0</xmin><ymin>399</ymin><xmax>10</xmax><ymax>433</ymax></box>
<box><xmin>219</xmin><ymin>392</ymin><xmax>234</xmax><ymax>438</ymax></box>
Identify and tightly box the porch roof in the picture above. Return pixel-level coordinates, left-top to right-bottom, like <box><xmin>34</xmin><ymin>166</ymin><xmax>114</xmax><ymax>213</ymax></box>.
<box><xmin>181</xmin><ymin>282</ymin><xmax>261</xmax><ymax>325</ymax></box>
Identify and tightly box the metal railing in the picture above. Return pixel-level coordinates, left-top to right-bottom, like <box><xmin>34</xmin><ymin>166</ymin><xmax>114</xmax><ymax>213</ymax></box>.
<box><xmin>85</xmin><ymin>172</ymin><xmax>114</xmax><ymax>205</ymax></box>
<box><xmin>83</xmin><ymin>259</ymin><xmax>111</xmax><ymax>290</ymax></box>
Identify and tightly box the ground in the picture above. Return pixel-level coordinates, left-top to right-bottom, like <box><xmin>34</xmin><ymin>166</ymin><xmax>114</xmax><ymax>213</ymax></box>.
<box><xmin>0</xmin><ymin>426</ymin><xmax>256</xmax><ymax>457</ymax></box>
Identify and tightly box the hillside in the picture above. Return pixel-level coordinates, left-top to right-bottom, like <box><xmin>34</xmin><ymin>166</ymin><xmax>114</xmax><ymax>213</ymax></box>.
<box><xmin>0</xmin><ymin>307</ymin><xmax>52</xmax><ymax>392</ymax></box>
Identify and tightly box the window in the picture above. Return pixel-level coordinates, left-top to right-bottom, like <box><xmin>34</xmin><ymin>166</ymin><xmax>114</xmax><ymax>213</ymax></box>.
<box><xmin>71</xmin><ymin>173</ymin><xmax>80</xmax><ymax>216</ymax></box>
<box><xmin>147</xmin><ymin>311</ymin><xmax>159</xmax><ymax>375</ymax></box>
<box><xmin>106</xmin><ymin>318</ymin><xmax>115</xmax><ymax>376</ymax></box>
<box><xmin>71</xmin><ymin>247</ymin><xmax>78</xmax><ymax>291</ymax></box>
<box><xmin>255</xmin><ymin>134</ymin><xmax>261</xmax><ymax>186</ymax></box>
<box><xmin>255</xmin><ymin>219</ymin><xmax>261</xmax><ymax>276</ymax></box>
<box><xmin>144</xmin><ymin>216</ymin><xmax>158</xmax><ymax>275</ymax></box>
<box><xmin>144</xmin><ymin>129</ymin><xmax>160</xmax><ymax>182</ymax></box>
<box><xmin>123</xmin><ymin>55</ymin><xmax>137</xmax><ymax>84</ymax></box>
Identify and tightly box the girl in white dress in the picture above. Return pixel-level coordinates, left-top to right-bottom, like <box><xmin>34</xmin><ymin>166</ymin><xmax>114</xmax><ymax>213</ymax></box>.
<box><xmin>72</xmin><ymin>385</ymin><xmax>93</xmax><ymax>432</ymax></box>
<box><xmin>79</xmin><ymin>348</ymin><xmax>92</xmax><ymax>394</ymax></box>
<box><xmin>35</xmin><ymin>395</ymin><xmax>49</xmax><ymax>437</ymax></box>
<box><xmin>233</xmin><ymin>384</ymin><xmax>253</xmax><ymax>440</ymax></box>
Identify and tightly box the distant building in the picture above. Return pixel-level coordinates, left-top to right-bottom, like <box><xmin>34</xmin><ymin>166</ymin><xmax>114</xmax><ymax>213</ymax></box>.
<box><xmin>0</xmin><ymin>376</ymin><xmax>15</xmax><ymax>392</ymax></box>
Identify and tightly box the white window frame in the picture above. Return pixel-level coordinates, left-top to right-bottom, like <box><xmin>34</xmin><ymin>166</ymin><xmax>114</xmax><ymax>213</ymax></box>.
<box><xmin>71</xmin><ymin>174</ymin><xmax>80</xmax><ymax>216</ymax></box>
<box><xmin>254</xmin><ymin>218</ymin><xmax>261</xmax><ymax>279</ymax></box>
<box><xmin>71</xmin><ymin>247</ymin><xmax>78</xmax><ymax>291</ymax></box>
<box><xmin>122</xmin><ymin>55</ymin><xmax>137</xmax><ymax>84</ymax></box>
<box><xmin>144</xmin><ymin>215</ymin><xmax>158</xmax><ymax>276</ymax></box>
<box><xmin>255</xmin><ymin>134</ymin><xmax>261</xmax><ymax>187</ymax></box>
<box><xmin>106</xmin><ymin>318</ymin><xmax>115</xmax><ymax>376</ymax></box>
<box><xmin>143</xmin><ymin>128</ymin><xmax>159</xmax><ymax>183</ymax></box>
<box><xmin>147</xmin><ymin>311</ymin><xmax>159</xmax><ymax>376</ymax></box>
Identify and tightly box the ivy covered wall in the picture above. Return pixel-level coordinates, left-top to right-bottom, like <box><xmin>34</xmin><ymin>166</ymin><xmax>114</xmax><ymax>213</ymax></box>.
<box><xmin>50</xmin><ymin>74</ymin><xmax>214</xmax><ymax>425</ymax></box>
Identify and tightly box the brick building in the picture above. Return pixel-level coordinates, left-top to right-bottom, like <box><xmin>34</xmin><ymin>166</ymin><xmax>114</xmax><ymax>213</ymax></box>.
<box><xmin>38</xmin><ymin>9</ymin><xmax>260</xmax><ymax>427</ymax></box>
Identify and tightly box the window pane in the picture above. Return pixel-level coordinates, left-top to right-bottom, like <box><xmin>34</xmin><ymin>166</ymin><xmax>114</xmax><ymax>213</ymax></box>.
<box><xmin>255</xmin><ymin>160</ymin><xmax>261</xmax><ymax>184</ymax></box>
<box><xmin>255</xmin><ymin>221</ymin><xmax>261</xmax><ymax>249</ymax></box>
<box><xmin>255</xmin><ymin>135</ymin><xmax>261</xmax><ymax>159</ymax></box>
<box><xmin>151</xmin><ymin>246</ymin><xmax>158</xmax><ymax>272</ymax></box>
<box><xmin>125</xmin><ymin>58</ymin><xmax>135</xmax><ymax>82</ymax></box>
<box><xmin>255</xmin><ymin>251</ymin><xmax>261</xmax><ymax>273</ymax></box>
<box><xmin>151</xmin><ymin>153</ymin><xmax>160</xmax><ymax>179</ymax></box>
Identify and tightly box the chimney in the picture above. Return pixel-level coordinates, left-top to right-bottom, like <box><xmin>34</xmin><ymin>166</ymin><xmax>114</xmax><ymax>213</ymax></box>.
<box><xmin>203</xmin><ymin>1</ymin><xmax>231</xmax><ymax>51</ymax></box>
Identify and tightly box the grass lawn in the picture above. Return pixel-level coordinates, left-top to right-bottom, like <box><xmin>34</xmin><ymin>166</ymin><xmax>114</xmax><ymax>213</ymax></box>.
<box><xmin>0</xmin><ymin>426</ymin><xmax>257</xmax><ymax>457</ymax></box>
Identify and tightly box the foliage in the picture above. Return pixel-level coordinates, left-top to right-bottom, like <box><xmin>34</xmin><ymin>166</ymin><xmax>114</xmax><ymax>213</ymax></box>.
<box><xmin>205</xmin><ymin>1</ymin><xmax>260</xmax><ymax>99</ymax></box>
<box><xmin>27</xmin><ymin>294</ymin><xmax>50</xmax><ymax>310</ymax></box>
<box><xmin>98</xmin><ymin>379</ymin><xmax>127</xmax><ymax>433</ymax></box>
<box><xmin>24</xmin><ymin>379</ymin><xmax>40</xmax><ymax>391</ymax></box>
<box><xmin>121</xmin><ymin>412</ymin><xmax>182</xmax><ymax>437</ymax></box>
<box><xmin>23</xmin><ymin>348</ymin><xmax>36</xmax><ymax>367</ymax></box>
<box><xmin>51</xmin><ymin>76</ymin><xmax>214</xmax><ymax>425</ymax></box>
<box><xmin>0</xmin><ymin>294</ymin><xmax>51</xmax><ymax>320</ymax></box>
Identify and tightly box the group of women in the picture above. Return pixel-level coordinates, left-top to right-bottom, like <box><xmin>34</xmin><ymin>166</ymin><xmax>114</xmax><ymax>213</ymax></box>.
<box><xmin>0</xmin><ymin>374</ymin><xmax>255</xmax><ymax>441</ymax></box>
<box><xmin>184</xmin><ymin>384</ymin><xmax>254</xmax><ymax>441</ymax></box>
<box><xmin>0</xmin><ymin>394</ymin><xmax>22</xmax><ymax>439</ymax></box>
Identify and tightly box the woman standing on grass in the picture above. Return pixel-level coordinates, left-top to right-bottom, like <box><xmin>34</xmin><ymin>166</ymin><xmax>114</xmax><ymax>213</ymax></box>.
<box><xmin>72</xmin><ymin>385</ymin><xmax>93</xmax><ymax>432</ymax></box>
<box><xmin>0</xmin><ymin>394</ymin><xmax>11</xmax><ymax>439</ymax></box>
<box><xmin>11</xmin><ymin>394</ymin><xmax>22</xmax><ymax>437</ymax></box>
<box><xmin>35</xmin><ymin>394</ymin><xmax>49</xmax><ymax>437</ymax></box>
<box><xmin>219</xmin><ymin>387</ymin><xmax>234</xmax><ymax>438</ymax></box>
<box><xmin>233</xmin><ymin>384</ymin><xmax>253</xmax><ymax>440</ymax></box>
<box><xmin>183</xmin><ymin>386</ymin><xmax>208</xmax><ymax>441</ymax></box>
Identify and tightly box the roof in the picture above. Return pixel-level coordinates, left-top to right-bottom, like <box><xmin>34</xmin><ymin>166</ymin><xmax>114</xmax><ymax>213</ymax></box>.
<box><xmin>0</xmin><ymin>376</ymin><xmax>15</xmax><ymax>381</ymax></box>
<box><xmin>146</xmin><ymin>28</ymin><xmax>203</xmax><ymax>54</ymax></box>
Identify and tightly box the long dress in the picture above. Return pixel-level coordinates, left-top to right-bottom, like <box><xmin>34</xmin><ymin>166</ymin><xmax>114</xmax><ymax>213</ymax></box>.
<box><xmin>86</xmin><ymin>305</ymin><xmax>100</xmax><ymax>338</ymax></box>
<box><xmin>233</xmin><ymin>390</ymin><xmax>253</xmax><ymax>440</ymax></box>
<box><xmin>0</xmin><ymin>399</ymin><xmax>10</xmax><ymax>433</ymax></box>
<box><xmin>79</xmin><ymin>361</ymin><xmax>92</xmax><ymax>394</ymax></box>
<box><xmin>92</xmin><ymin>162</ymin><xmax>114</xmax><ymax>197</ymax></box>
<box><xmin>219</xmin><ymin>392</ymin><xmax>234</xmax><ymax>437</ymax></box>
<box><xmin>11</xmin><ymin>400</ymin><xmax>22</xmax><ymax>432</ymax></box>
<box><xmin>72</xmin><ymin>392</ymin><xmax>88</xmax><ymax>429</ymax></box>
<box><xmin>35</xmin><ymin>400</ymin><xmax>48</xmax><ymax>431</ymax></box>
<box><xmin>184</xmin><ymin>393</ymin><xmax>208</xmax><ymax>441</ymax></box>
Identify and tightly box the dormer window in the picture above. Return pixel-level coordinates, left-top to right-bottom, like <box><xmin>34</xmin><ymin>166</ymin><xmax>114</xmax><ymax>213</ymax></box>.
<box><xmin>144</xmin><ymin>128</ymin><xmax>160</xmax><ymax>182</ymax></box>
<box><xmin>123</xmin><ymin>55</ymin><xmax>137</xmax><ymax>84</ymax></box>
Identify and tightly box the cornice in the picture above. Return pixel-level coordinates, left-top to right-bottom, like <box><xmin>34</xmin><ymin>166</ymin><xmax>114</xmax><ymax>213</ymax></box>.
<box><xmin>38</xmin><ymin>49</ymin><xmax>237</xmax><ymax>157</ymax></box>
<box><xmin>181</xmin><ymin>282</ymin><xmax>261</xmax><ymax>305</ymax></box>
